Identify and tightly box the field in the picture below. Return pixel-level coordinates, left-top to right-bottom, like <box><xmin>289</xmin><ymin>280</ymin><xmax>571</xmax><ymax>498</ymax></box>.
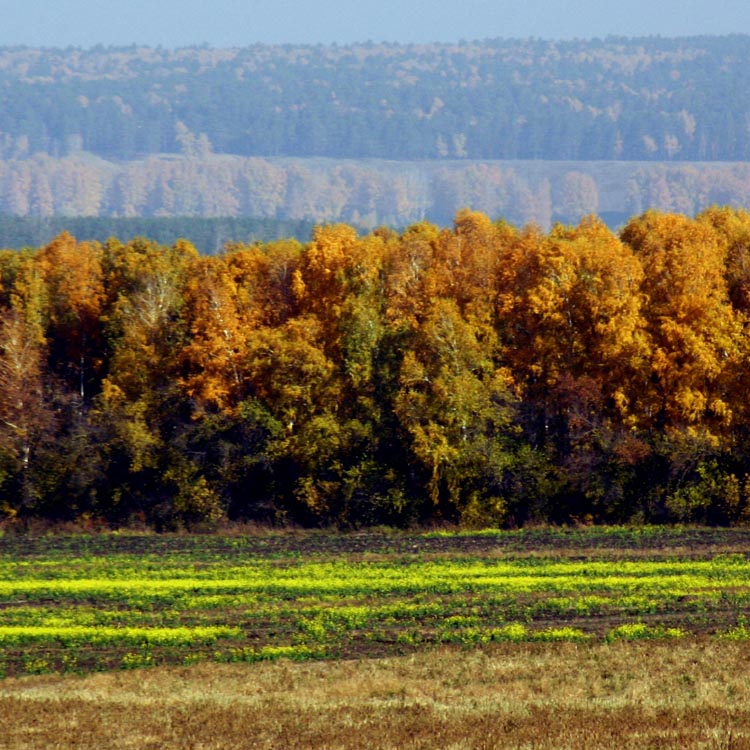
<box><xmin>1</xmin><ymin>526</ymin><xmax>750</xmax><ymax>748</ymax></box>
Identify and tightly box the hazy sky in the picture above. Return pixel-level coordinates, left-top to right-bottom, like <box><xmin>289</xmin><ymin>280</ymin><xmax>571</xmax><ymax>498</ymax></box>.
<box><xmin>2</xmin><ymin>0</ymin><xmax>750</xmax><ymax>47</ymax></box>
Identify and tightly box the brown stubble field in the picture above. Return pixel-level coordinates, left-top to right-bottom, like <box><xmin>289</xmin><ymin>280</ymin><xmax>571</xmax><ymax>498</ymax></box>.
<box><xmin>1</xmin><ymin>640</ymin><xmax>750</xmax><ymax>749</ymax></box>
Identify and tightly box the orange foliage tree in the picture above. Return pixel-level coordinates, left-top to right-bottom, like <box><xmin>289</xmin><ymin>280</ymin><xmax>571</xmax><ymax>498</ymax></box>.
<box><xmin>1</xmin><ymin>210</ymin><xmax>750</xmax><ymax>528</ymax></box>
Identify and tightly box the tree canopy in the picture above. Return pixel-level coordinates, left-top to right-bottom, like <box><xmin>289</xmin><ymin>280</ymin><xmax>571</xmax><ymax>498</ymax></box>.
<box><xmin>2</xmin><ymin>209</ymin><xmax>750</xmax><ymax>529</ymax></box>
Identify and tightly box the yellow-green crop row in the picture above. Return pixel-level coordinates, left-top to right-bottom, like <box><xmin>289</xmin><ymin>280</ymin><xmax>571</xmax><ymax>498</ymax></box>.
<box><xmin>0</xmin><ymin>625</ymin><xmax>241</xmax><ymax>646</ymax></box>
<box><xmin>1</xmin><ymin>539</ymin><xmax>749</xmax><ymax>677</ymax></box>
<box><xmin>0</xmin><ymin>558</ymin><xmax>748</xmax><ymax>600</ymax></box>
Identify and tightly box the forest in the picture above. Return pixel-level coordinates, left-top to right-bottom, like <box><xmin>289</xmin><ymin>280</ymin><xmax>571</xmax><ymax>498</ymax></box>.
<box><xmin>3</xmin><ymin>153</ymin><xmax>750</xmax><ymax>230</ymax></box>
<box><xmin>2</xmin><ymin>37</ymin><xmax>750</xmax><ymax>162</ymax></box>
<box><xmin>1</xmin><ymin>207</ymin><xmax>750</xmax><ymax>530</ymax></box>
<box><xmin>0</xmin><ymin>214</ymin><xmax>317</xmax><ymax>254</ymax></box>
<box><xmin>3</xmin><ymin>38</ymin><xmax>750</xmax><ymax>231</ymax></box>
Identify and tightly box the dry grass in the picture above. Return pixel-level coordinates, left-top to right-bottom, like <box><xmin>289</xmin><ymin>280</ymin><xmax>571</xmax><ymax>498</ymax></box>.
<box><xmin>1</xmin><ymin>640</ymin><xmax>749</xmax><ymax>749</ymax></box>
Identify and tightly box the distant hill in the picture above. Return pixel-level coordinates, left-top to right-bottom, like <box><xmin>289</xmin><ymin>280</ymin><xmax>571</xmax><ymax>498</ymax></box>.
<box><xmin>1</xmin><ymin>37</ymin><xmax>750</xmax><ymax>163</ymax></box>
<box><xmin>2</xmin><ymin>38</ymin><xmax>750</xmax><ymax>228</ymax></box>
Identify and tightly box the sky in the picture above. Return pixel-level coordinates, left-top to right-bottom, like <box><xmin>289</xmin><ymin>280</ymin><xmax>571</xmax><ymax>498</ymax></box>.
<box><xmin>1</xmin><ymin>0</ymin><xmax>749</xmax><ymax>48</ymax></box>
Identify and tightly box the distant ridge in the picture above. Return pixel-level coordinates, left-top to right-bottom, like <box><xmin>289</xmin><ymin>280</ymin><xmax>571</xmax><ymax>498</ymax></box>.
<box><xmin>1</xmin><ymin>36</ymin><xmax>749</xmax><ymax>162</ymax></box>
<box><xmin>2</xmin><ymin>38</ymin><xmax>750</xmax><ymax>227</ymax></box>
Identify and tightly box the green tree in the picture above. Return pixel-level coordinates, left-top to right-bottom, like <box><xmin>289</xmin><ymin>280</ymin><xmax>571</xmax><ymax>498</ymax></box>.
<box><xmin>395</xmin><ymin>297</ymin><xmax>517</xmax><ymax>524</ymax></box>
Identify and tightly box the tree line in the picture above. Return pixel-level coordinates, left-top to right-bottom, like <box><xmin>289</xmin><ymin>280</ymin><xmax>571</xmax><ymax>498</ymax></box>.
<box><xmin>2</xmin><ymin>207</ymin><xmax>750</xmax><ymax>530</ymax></box>
<box><xmin>0</xmin><ymin>214</ymin><xmax>316</xmax><ymax>255</ymax></box>
<box><xmin>3</xmin><ymin>153</ymin><xmax>750</xmax><ymax>231</ymax></box>
<box><xmin>2</xmin><ymin>37</ymin><xmax>750</xmax><ymax>163</ymax></box>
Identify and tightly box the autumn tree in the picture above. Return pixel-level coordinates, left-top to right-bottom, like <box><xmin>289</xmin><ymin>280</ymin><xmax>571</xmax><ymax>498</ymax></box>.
<box><xmin>621</xmin><ymin>211</ymin><xmax>739</xmax><ymax>436</ymax></box>
<box><xmin>618</xmin><ymin>211</ymin><xmax>745</xmax><ymax>522</ymax></box>
<box><xmin>699</xmin><ymin>206</ymin><xmax>750</xmax><ymax>315</ymax></box>
<box><xmin>252</xmin><ymin>225</ymin><xmax>399</xmax><ymax>525</ymax></box>
<box><xmin>225</xmin><ymin>238</ymin><xmax>303</xmax><ymax>328</ymax></box>
<box><xmin>94</xmin><ymin>238</ymin><xmax>224</xmax><ymax>526</ymax></box>
<box><xmin>496</xmin><ymin>216</ymin><xmax>648</xmax><ymax>519</ymax></box>
<box><xmin>180</xmin><ymin>255</ymin><xmax>250</xmax><ymax>414</ymax></box>
<box><xmin>0</xmin><ymin>251</ymin><xmax>55</xmax><ymax>516</ymax></box>
<box><xmin>36</xmin><ymin>233</ymin><xmax>106</xmax><ymax>400</ymax></box>
<box><xmin>242</xmin><ymin>316</ymin><xmax>340</xmax><ymax>522</ymax></box>
<box><xmin>385</xmin><ymin>221</ymin><xmax>441</xmax><ymax>329</ymax></box>
<box><xmin>499</xmin><ymin>218</ymin><xmax>645</xmax><ymax>430</ymax></box>
<box><xmin>394</xmin><ymin>297</ymin><xmax>517</xmax><ymax>524</ymax></box>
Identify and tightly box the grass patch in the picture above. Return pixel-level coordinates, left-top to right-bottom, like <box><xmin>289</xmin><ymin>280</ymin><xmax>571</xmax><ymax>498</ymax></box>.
<box><xmin>1</xmin><ymin>641</ymin><xmax>749</xmax><ymax>749</ymax></box>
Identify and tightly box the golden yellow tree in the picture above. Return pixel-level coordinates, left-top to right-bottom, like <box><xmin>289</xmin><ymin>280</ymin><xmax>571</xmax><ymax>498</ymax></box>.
<box><xmin>498</xmin><ymin>217</ymin><xmax>646</xmax><ymax>440</ymax></box>
<box><xmin>385</xmin><ymin>221</ymin><xmax>441</xmax><ymax>330</ymax></box>
<box><xmin>621</xmin><ymin>211</ymin><xmax>740</xmax><ymax>438</ymax></box>
<box><xmin>180</xmin><ymin>255</ymin><xmax>250</xmax><ymax>414</ymax></box>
